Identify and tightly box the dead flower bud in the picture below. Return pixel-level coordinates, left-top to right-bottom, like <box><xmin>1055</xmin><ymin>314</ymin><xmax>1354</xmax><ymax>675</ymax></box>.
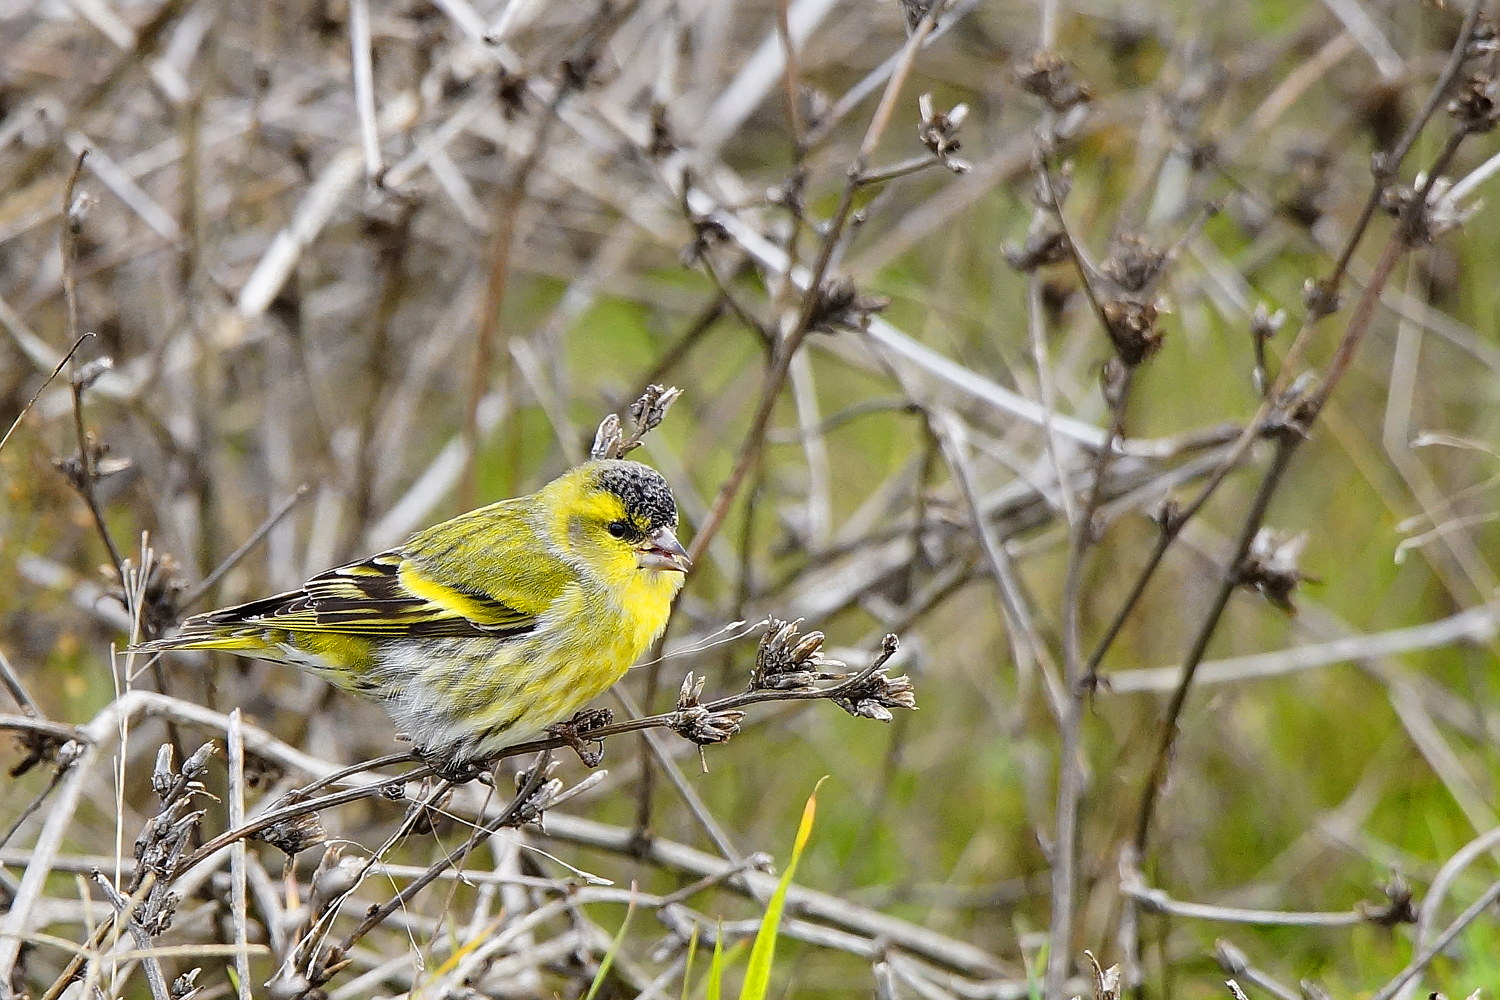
<box><xmin>1101</xmin><ymin>297</ymin><xmax>1164</xmax><ymax>366</ymax></box>
<box><xmin>900</xmin><ymin>0</ymin><xmax>940</xmax><ymax>33</ymax></box>
<box><xmin>171</xmin><ymin>968</ymin><xmax>203</xmax><ymax>1000</ymax></box>
<box><xmin>1085</xmin><ymin>952</ymin><xmax>1122</xmax><ymax>1000</ymax></box>
<box><xmin>829</xmin><ymin>633</ymin><xmax>914</xmax><ymax>722</ymax></box>
<box><xmin>670</xmin><ymin>673</ymin><xmax>746</xmax><ymax>745</ymax></box>
<box><xmin>182</xmin><ymin>741</ymin><xmax>216</xmax><ymax>782</ymax></box>
<box><xmin>1301</xmin><ymin>276</ymin><xmax>1341</xmax><ymax>318</ymax></box>
<box><xmin>1100</xmin><ymin>234</ymin><xmax>1168</xmax><ymax>293</ymax></box>
<box><xmin>766</xmin><ymin>169</ymin><xmax>808</xmax><ymax>215</ymax></box>
<box><xmin>1380</xmin><ymin>173</ymin><xmax>1481</xmax><ymax>244</ymax></box>
<box><xmin>1467</xmin><ymin>16</ymin><xmax>1499</xmax><ymax>58</ymax></box>
<box><xmin>53</xmin><ymin>432</ymin><xmax>132</xmax><ymax>492</ymax></box>
<box><xmin>151</xmin><ymin>744</ymin><xmax>176</xmax><ymax>797</ymax></box>
<box><xmin>1237</xmin><ymin>529</ymin><xmax>1314</xmax><ymax>614</ymax></box>
<box><xmin>1449</xmin><ymin>72</ymin><xmax>1500</xmax><ymax>133</ymax></box>
<box><xmin>680</xmin><ymin>216</ymin><xmax>730</xmax><ymax>266</ymax></box>
<box><xmin>310</xmin><ymin>850</ymin><xmax>362</xmax><ymax>908</ymax></box>
<box><xmin>1016</xmin><ymin>52</ymin><xmax>1093</xmax><ymax>114</ymax></box>
<box><xmin>752</xmin><ymin>618</ymin><xmax>846</xmax><ymax>691</ymax></box>
<box><xmin>833</xmin><ymin>672</ymin><xmax>917</xmax><ymax>722</ymax></box>
<box><xmin>592</xmin><ymin>385</ymin><xmax>682</xmax><ymax>460</ymax></box>
<box><xmin>1358</xmin><ymin>872</ymin><xmax>1417</xmax><ymax>927</ymax></box>
<box><xmin>10</xmin><ymin>732</ymin><xmax>81</xmax><ymax>779</ymax></box>
<box><xmin>1250</xmin><ymin>303</ymin><xmax>1286</xmax><ymax>341</ymax></box>
<box><xmin>1004</xmin><ymin>229</ymin><xmax>1072</xmax><ymax>271</ymax></box>
<box><xmin>630</xmin><ymin>383</ymin><xmax>683</xmax><ymax>436</ymax></box>
<box><xmin>591</xmin><ymin>414</ymin><xmax>623</xmax><ymax>461</ymax></box>
<box><xmin>119</xmin><ymin>552</ymin><xmax>185</xmax><ymax>640</ymax></box>
<box><xmin>253</xmin><ymin>806</ymin><xmax>330</xmax><ymax>858</ymax></box>
<box><xmin>917</xmin><ymin>93</ymin><xmax>971</xmax><ymax>173</ymax></box>
<box><xmin>1250</xmin><ymin>303</ymin><xmax>1287</xmax><ymax>395</ymax></box>
<box><xmin>512</xmin><ymin>760</ymin><xmax>565</xmax><ymax>827</ymax></box>
<box><xmin>807</xmin><ymin>278</ymin><xmax>889</xmax><ymax>334</ymax></box>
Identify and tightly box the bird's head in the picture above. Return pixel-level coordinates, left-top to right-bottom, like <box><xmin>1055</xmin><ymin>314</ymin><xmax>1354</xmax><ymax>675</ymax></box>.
<box><xmin>552</xmin><ymin>459</ymin><xmax>691</xmax><ymax>579</ymax></box>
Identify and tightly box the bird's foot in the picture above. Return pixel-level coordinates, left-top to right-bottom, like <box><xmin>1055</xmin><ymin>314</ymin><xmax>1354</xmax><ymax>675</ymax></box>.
<box><xmin>545</xmin><ymin>708</ymin><xmax>613</xmax><ymax>767</ymax></box>
<box><xmin>415</xmin><ymin>748</ymin><xmax>496</xmax><ymax>785</ymax></box>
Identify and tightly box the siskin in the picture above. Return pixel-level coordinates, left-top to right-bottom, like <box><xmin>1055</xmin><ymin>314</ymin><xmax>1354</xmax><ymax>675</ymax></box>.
<box><xmin>136</xmin><ymin>460</ymin><xmax>690</xmax><ymax>769</ymax></box>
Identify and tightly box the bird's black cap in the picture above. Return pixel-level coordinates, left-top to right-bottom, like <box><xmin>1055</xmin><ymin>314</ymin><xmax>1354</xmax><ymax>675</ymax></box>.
<box><xmin>594</xmin><ymin>460</ymin><xmax>678</xmax><ymax>530</ymax></box>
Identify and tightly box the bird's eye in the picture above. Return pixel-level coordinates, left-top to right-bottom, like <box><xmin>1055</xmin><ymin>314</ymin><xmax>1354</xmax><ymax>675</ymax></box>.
<box><xmin>607</xmin><ymin>521</ymin><xmax>630</xmax><ymax>539</ymax></box>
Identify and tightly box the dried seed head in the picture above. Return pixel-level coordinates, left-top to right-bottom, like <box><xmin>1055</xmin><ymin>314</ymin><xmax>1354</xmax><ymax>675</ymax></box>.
<box><xmin>751</xmin><ymin>618</ymin><xmax>846</xmax><ymax>691</ymax></box>
<box><xmin>1250</xmin><ymin>303</ymin><xmax>1286</xmax><ymax>342</ymax></box>
<box><xmin>1004</xmin><ymin>229</ymin><xmax>1072</xmax><ymax>272</ymax></box>
<box><xmin>917</xmin><ymin>93</ymin><xmax>971</xmax><ymax>173</ymax></box>
<box><xmin>119</xmin><ymin>552</ymin><xmax>186</xmax><ymax>642</ymax></box>
<box><xmin>832</xmin><ymin>671</ymin><xmax>917</xmax><ymax>722</ymax></box>
<box><xmin>511</xmin><ymin>760</ymin><xmax>565</xmax><ymax>826</ymax></box>
<box><xmin>1100</xmin><ymin>234</ymin><xmax>1167</xmax><ymax>293</ymax></box>
<box><xmin>1467</xmin><ymin>16</ymin><xmax>1499</xmax><ymax>58</ymax></box>
<box><xmin>152</xmin><ymin>744</ymin><xmax>176</xmax><ymax>797</ymax></box>
<box><xmin>1085</xmin><ymin>952</ymin><xmax>1122</xmax><ymax>1000</ymax></box>
<box><xmin>171</xmin><ymin>968</ymin><xmax>203</xmax><ymax>1000</ymax></box>
<box><xmin>1359</xmin><ymin>872</ymin><xmax>1417</xmax><ymax>927</ymax></box>
<box><xmin>630</xmin><ymin>384</ymin><xmax>683</xmax><ymax>437</ymax></box>
<box><xmin>680</xmin><ymin>216</ymin><xmax>730</xmax><ymax>266</ymax></box>
<box><xmin>1100</xmin><ymin>298</ymin><xmax>1163</xmax><ymax>366</ymax></box>
<box><xmin>309</xmin><ymin>848</ymin><xmax>358</xmax><ymax>907</ymax></box>
<box><xmin>53</xmin><ymin>432</ymin><xmax>131</xmax><ymax>493</ymax></box>
<box><xmin>1237</xmin><ymin>529</ymin><xmax>1313</xmax><ymax>614</ymax></box>
<box><xmin>1380</xmin><ymin>174</ymin><xmax>1481</xmax><ymax>244</ymax></box>
<box><xmin>9</xmin><ymin>730</ymin><xmax>79</xmax><ymax>778</ymax></box>
<box><xmin>1016</xmin><ymin>52</ymin><xmax>1093</xmax><ymax>113</ymax></box>
<box><xmin>1449</xmin><ymin>72</ymin><xmax>1500</xmax><ymax>133</ymax></box>
<box><xmin>1301</xmin><ymin>277</ymin><xmax>1341</xmax><ymax>318</ymax></box>
<box><xmin>592</xmin><ymin>384</ymin><xmax>683</xmax><ymax>460</ymax></box>
<box><xmin>900</xmin><ymin>0</ymin><xmax>940</xmax><ymax>33</ymax></box>
<box><xmin>807</xmin><ymin>277</ymin><xmax>890</xmax><ymax>335</ymax></box>
<box><xmin>669</xmin><ymin>698</ymin><xmax>746</xmax><ymax>745</ymax></box>
<box><xmin>253</xmin><ymin>807</ymin><xmax>329</xmax><ymax>858</ymax></box>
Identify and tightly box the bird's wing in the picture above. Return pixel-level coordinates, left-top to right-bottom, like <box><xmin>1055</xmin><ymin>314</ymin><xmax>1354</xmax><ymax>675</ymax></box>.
<box><xmin>192</xmin><ymin>551</ymin><xmax>540</xmax><ymax>640</ymax></box>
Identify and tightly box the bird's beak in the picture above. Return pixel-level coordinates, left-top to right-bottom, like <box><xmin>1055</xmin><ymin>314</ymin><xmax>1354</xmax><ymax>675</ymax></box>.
<box><xmin>638</xmin><ymin>526</ymin><xmax>691</xmax><ymax>573</ymax></box>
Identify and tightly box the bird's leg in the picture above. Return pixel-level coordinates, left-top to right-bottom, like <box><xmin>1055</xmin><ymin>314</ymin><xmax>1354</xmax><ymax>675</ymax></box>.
<box><xmin>545</xmin><ymin>708</ymin><xmax>613</xmax><ymax>767</ymax></box>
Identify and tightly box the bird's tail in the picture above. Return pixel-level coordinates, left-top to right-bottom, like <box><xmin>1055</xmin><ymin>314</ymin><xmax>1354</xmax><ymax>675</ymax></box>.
<box><xmin>129</xmin><ymin>624</ymin><xmax>270</xmax><ymax>655</ymax></box>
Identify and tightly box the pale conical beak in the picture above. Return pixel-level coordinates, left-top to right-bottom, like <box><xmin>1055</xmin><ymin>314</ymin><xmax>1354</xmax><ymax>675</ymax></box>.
<box><xmin>638</xmin><ymin>525</ymin><xmax>691</xmax><ymax>573</ymax></box>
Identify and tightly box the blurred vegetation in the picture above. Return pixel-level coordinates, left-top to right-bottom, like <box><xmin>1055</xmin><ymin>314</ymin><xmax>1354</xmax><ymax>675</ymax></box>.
<box><xmin>3</xmin><ymin>0</ymin><xmax>1500</xmax><ymax>997</ymax></box>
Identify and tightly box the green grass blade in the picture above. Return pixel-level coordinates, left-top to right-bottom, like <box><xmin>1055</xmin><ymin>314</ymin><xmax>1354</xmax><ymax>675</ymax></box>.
<box><xmin>706</xmin><ymin>920</ymin><xmax>725</xmax><ymax>1000</ymax></box>
<box><xmin>583</xmin><ymin>887</ymin><xmax>637</xmax><ymax>1000</ymax></box>
<box><xmin>738</xmin><ymin>778</ymin><xmax>824</xmax><ymax>1000</ymax></box>
<box><xmin>680</xmin><ymin>922</ymin><xmax>700</xmax><ymax>1000</ymax></box>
